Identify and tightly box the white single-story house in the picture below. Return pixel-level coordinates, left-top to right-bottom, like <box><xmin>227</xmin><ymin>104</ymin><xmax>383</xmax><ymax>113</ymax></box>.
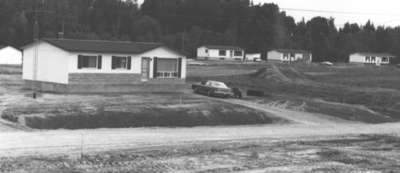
<box><xmin>267</xmin><ymin>49</ymin><xmax>312</xmax><ymax>63</ymax></box>
<box><xmin>245</xmin><ymin>53</ymin><xmax>262</xmax><ymax>62</ymax></box>
<box><xmin>349</xmin><ymin>52</ymin><xmax>396</xmax><ymax>65</ymax></box>
<box><xmin>22</xmin><ymin>38</ymin><xmax>187</xmax><ymax>93</ymax></box>
<box><xmin>197</xmin><ymin>45</ymin><xmax>244</xmax><ymax>61</ymax></box>
<box><xmin>0</xmin><ymin>46</ymin><xmax>22</xmax><ymax>65</ymax></box>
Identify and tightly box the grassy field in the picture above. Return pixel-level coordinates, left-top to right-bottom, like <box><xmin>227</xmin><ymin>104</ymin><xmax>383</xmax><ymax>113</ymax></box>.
<box><xmin>187</xmin><ymin>61</ymin><xmax>400</xmax><ymax>123</ymax></box>
<box><xmin>0</xmin><ymin>65</ymin><xmax>286</xmax><ymax>130</ymax></box>
<box><xmin>2</xmin><ymin>134</ymin><xmax>400</xmax><ymax>172</ymax></box>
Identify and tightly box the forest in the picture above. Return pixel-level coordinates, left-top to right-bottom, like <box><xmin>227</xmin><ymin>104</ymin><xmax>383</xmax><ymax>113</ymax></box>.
<box><xmin>0</xmin><ymin>0</ymin><xmax>399</xmax><ymax>62</ymax></box>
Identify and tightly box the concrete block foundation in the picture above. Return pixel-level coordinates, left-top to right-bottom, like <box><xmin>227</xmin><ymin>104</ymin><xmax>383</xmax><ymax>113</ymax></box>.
<box><xmin>24</xmin><ymin>73</ymin><xmax>187</xmax><ymax>93</ymax></box>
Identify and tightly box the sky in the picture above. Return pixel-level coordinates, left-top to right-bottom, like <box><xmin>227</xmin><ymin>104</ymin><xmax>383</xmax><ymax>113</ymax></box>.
<box><xmin>137</xmin><ymin>0</ymin><xmax>400</xmax><ymax>28</ymax></box>
<box><xmin>255</xmin><ymin>0</ymin><xmax>400</xmax><ymax>27</ymax></box>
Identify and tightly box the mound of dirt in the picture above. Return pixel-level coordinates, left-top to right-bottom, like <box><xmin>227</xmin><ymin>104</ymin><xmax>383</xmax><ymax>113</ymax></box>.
<box><xmin>252</xmin><ymin>65</ymin><xmax>291</xmax><ymax>82</ymax></box>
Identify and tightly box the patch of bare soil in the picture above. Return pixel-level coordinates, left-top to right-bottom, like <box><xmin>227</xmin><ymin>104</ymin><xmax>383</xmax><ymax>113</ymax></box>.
<box><xmin>1</xmin><ymin>134</ymin><xmax>400</xmax><ymax>173</ymax></box>
<box><xmin>1</xmin><ymin>93</ymin><xmax>286</xmax><ymax>129</ymax></box>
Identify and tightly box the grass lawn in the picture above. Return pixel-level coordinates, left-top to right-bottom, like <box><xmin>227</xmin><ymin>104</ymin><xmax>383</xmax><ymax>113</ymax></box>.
<box><xmin>187</xmin><ymin>62</ymin><xmax>400</xmax><ymax>123</ymax></box>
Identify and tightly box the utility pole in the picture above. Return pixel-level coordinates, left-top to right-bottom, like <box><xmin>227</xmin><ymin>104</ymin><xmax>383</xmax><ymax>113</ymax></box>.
<box><xmin>27</xmin><ymin>0</ymin><xmax>52</xmax><ymax>82</ymax></box>
<box><xmin>32</xmin><ymin>0</ymin><xmax>41</xmax><ymax>82</ymax></box>
<box><xmin>28</xmin><ymin>0</ymin><xmax>54</xmax><ymax>41</ymax></box>
<box><xmin>181</xmin><ymin>27</ymin><xmax>186</xmax><ymax>52</ymax></box>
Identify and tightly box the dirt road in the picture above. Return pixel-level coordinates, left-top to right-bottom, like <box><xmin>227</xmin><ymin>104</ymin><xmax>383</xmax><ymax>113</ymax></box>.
<box><xmin>1</xmin><ymin>98</ymin><xmax>400</xmax><ymax>157</ymax></box>
<box><xmin>1</xmin><ymin>122</ymin><xmax>400</xmax><ymax>157</ymax></box>
<box><xmin>218</xmin><ymin>98</ymin><xmax>355</xmax><ymax>125</ymax></box>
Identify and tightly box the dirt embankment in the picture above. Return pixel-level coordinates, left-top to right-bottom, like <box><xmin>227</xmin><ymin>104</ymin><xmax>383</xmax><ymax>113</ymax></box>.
<box><xmin>1</xmin><ymin>94</ymin><xmax>287</xmax><ymax>130</ymax></box>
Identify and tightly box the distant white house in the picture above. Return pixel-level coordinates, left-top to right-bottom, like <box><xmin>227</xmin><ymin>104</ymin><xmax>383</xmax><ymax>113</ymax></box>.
<box><xmin>349</xmin><ymin>52</ymin><xmax>396</xmax><ymax>65</ymax></box>
<box><xmin>245</xmin><ymin>53</ymin><xmax>262</xmax><ymax>62</ymax></box>
<box><xmin>267</xmin><ymin>49</ymin><xmax>312</xmax><ymax>63</ymax></box>
<box><xmin>0</xmin><ymin>46</ymin><xmax>22</xmax><ymax>65</ymax></box>
<box><xmin>22</xmin><ymin>38</ymin><xmax>187</xmax><ymax>93</ymax></box>
<box><xmin>197</xmin><ymin>45</ymin><xmax>244</xmax><ymax>61</ymax></box>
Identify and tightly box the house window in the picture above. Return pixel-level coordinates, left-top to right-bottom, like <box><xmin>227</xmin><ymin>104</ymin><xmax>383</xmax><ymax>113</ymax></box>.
<box><xmin>290</xmin><ymin>53</ymin><xmax>295</xmax><ymax>57</ymax></box>
<box><xmin>283</xmin><ymin>53</ymin><xmax>289</xmax><ymax>59</ymax></box>
<box><xmin>371</xmin><ymin>57</ymin><xmax>376</xmax><ymax>62</ymax></box>
<box><xmin>78</xmin><ymin>55</ymin><xmax>102</xmax><ymax>69</ymax></box>
<box><xmin>382</xmin><ymin>57</ymin><xmax>388</xmax><ymax>62</ymax></box>
<box><xmin>155</xmin><ymin>59</ymin><xmax>178</xmax><ymax>78</ymax></box>
<box><xmin>234</xmin><ymin>50</ymin><xmax>243</xmax><ymax>56</ymax></box>
<box><xmin>365</xmin><ymin>56</ymin><xmax>370</xmax><ymax>62</ymax></box>
<box><xmin>219</xmin><ymin>50</ymin><xmax>226</xmax><ymax>56</ymax></box>
<box><xmin>112</xmin><ymin>56</ymin><xmax>131</xmax><ymax>70</ymax></box>
<box><xmin>205</xmin><ymin>49</ymin><xmax>208</xmax><ymax>53</ymax></box>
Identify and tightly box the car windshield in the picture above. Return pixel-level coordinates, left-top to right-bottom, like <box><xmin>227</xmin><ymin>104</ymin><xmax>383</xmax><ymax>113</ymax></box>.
<box><xmin>206</xmin><ymin>81</ymin><xmax>229</xmax><ymax>89</ymax></box>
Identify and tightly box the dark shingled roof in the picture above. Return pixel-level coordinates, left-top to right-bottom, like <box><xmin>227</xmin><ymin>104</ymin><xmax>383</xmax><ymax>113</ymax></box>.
<box><xmin>202</xmin><ymin>45</ymin><xmax>243</xmax><ymax>51</ymax></box>
<box><xmin>353</xmin><ymin>52</ymin><xmax>396</xmax><ymax>58</ymax></box>
<box><xmin>42</xmin><ymin>38</ymin><xmax>164</xmax><ymax>54</ymax></box>
<box><xmin>271</xmin><ymin>49</ymin><xmax>311</xmax><ymax>54</ymax></box>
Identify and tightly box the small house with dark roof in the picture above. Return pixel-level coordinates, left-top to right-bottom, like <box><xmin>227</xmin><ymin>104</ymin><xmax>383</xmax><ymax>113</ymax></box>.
<box><xmin>267</xmin><ymin>49</ymin><xmax>312</xmax><ymax>63</ymax></box>
<box><xmin>349</xmin><ymin>52</ymin><xmax>396</xmax><ymax>65</ymax></box>
<box><xmin>22</xmin><ymin>38</ymin><xmax>187</xmax><ymax>93</ymax></box>
<box><xmin>0</xmin><ymin>46</ymin><xmax>22</xmax><ymax>65</ymax></box>
<box><xmin>197</xmin><ymin>45</ymin><xmax>244</xmax><ymax>61</ymax></box>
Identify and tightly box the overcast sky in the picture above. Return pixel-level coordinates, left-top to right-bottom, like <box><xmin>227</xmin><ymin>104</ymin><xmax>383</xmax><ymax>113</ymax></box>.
<box><xmin>255</xmin><ymin>0</ymin><xmax>400</xmax><ymax>27</ymax></box>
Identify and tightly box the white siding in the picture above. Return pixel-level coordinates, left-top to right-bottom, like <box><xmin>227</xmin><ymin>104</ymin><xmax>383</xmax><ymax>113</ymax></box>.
<box><xmin>295</xmin><ymin>53</ymin><xmax>303</xmax><ymax>60</ymax></box>
<box><xmin>380</xmin><ymin>57</ymin><xmax>390</xmax><ymax>64</ymax></box>
<box><xmin>349</xmin><ymin>53</ymin><xmax>391</xmax><ymax>65</ymax></box>
<box><xmin>349</xmin><ymin>53</ymin><xmax>365</xmax><ymax>63</ymax></box>
<box><xmin>208</xmin><ymin>49</ymin><xmax>223</xmax><ymax>59</ymax></box>
<box><xmin>22</xmin><ymin>47</ymin><xmax>34</xmax><ymax>80</ymax></box>
<box><xmin>23</xmin><ymin>43</ymin><xmax>187</xmax><ymax>84</ymax></box>
<box><xmin>197</xmin><ymin>47</ymin><xmax>244</xmax><ymax>60</ymax></box>
<box><xmin>68</xmin><ymin>53</ymin><xmax>142</xmax><ymax>74</ymax></box>
<box><xmin>68</xmin><ymin>46</ymin><xmax>186</xmax><ymax>79</ymax></box>
<box><xmin>0</xmin><ymin>46</ymin><xmax>22</xmax><ymax>65</ymax></box>
<box><xmin>197</xmin><ymin>46</ymin><xmax>208</xmax><ymax>58</ymax></box>
<box><xmin>245</xmin><ymin>53</ymin><xmax>261</xmax><ymax>61</ymax></box>
<box><xmin>23</xmin><ymin>42</ymin><xmax>69</xmax><ymax>84</ymax></box>
<box><xmin>267</xmin><ymin>50</ymin><xmax>283</xmax><ymax>61</ymax></box>
<box><xmin>139</xmin><ymin>47</ymin><xmax>186</xmax><ymax>79</ymax></box>
<box><xmin>180</xmin><ymin>58</ymin><xmax>187</xmax><ymax>79</ymax></box>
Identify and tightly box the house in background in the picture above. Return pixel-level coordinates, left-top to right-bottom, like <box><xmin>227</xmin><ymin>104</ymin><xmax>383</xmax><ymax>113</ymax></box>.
<box><xmin>0</xmin><ymin>46</ymin><xmax>22</xmax><ymax>65</ymax></box>
<box><xmin>349</xmin><ymin>52</ymin><xmax>396</xmax><ymax>65</ymax></box>
<box><xmin>245</xmin><ymin>53</ymin><xmax>262</xmax><ymax>62</ymax></box>
<box><xmin>267</xmin><ymin>49</ymin><xmax>312</xmax><ymax>63</ymax></box>
<box><xmin>197</xmin><ymin>45</ymin><xmax>244</xmax><ymax>61</ymax></box>
<box><xmin>22</xmin><ymin>38</ymin><xmax>186</xmax><ymax>93</ymax></box>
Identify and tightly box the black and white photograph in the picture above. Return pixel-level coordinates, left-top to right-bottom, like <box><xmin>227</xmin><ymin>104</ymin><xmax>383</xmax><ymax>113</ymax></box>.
<box><xmin>1</xmin><ymin>0</ymin><xmax>400</xmax><ymax>172</ymax></box>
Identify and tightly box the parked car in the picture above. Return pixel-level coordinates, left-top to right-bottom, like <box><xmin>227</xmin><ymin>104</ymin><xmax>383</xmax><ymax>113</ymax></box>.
<box><xmin>321</xmin><ymin>61</ymin><xmax>334</xmax><ymax>66</ymax></box>
<box><xmin>192</xmin><ymin>80</ymin><xmax>233</xmax><ymax>98</ymax></box>
<box><xmin>253</xmin><ymin>58</ymin><xmax>262</xmax><ymax>62</ymax></box>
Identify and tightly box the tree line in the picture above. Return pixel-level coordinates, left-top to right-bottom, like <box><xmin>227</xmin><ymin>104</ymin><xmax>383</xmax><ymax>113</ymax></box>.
<box><xmin>0</xmin><ymin>0</ymin><xmax>399</xmax><ymax>62</ymax></box>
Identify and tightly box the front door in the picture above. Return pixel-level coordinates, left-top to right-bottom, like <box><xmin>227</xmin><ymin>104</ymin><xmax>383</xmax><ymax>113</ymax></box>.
<box><xmin>141</xmin><ymin>58</ymin><xmax>151</xmax><ymax>81</ymax></box>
